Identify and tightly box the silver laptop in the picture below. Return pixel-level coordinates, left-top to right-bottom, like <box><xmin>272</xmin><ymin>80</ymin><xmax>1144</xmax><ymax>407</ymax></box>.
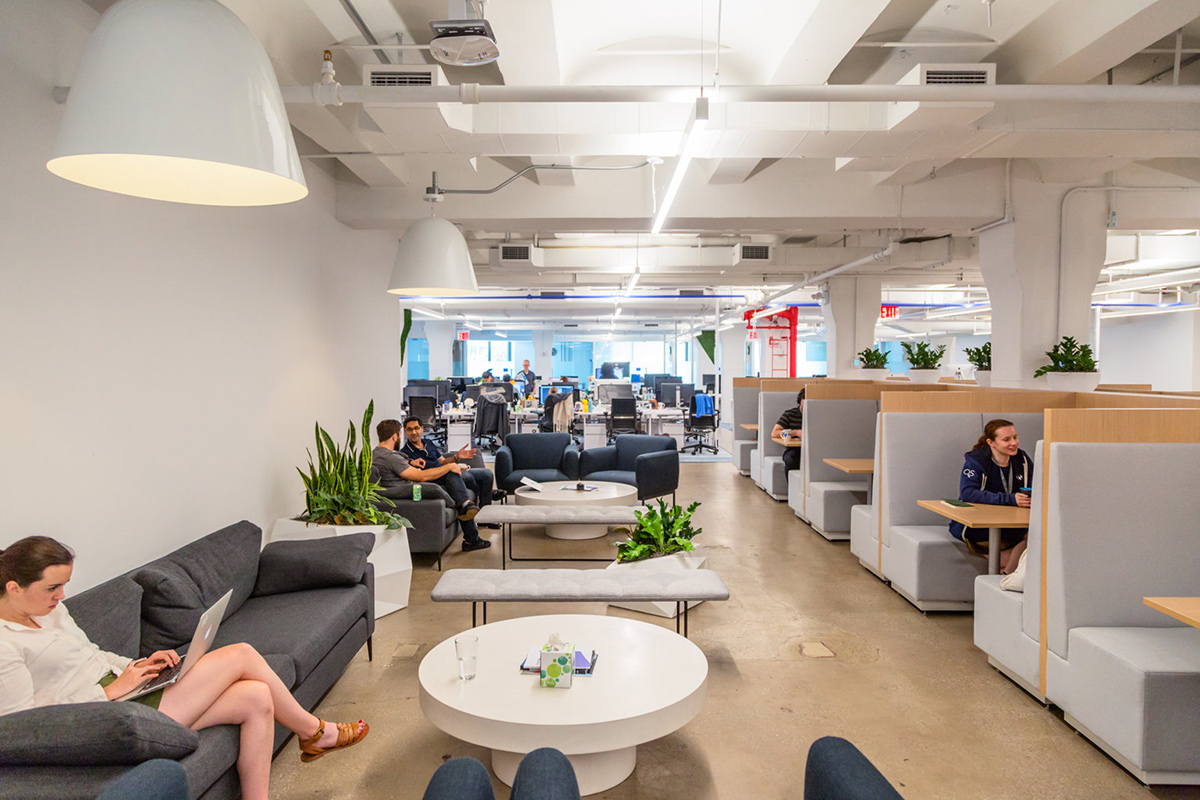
<box><xmin>118</xmin><ymin>589</ymin><xmax>233</xmax><ymax>701</ymax></box>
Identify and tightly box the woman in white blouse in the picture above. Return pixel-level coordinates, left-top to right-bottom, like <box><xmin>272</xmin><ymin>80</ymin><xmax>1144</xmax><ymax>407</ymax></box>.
<box><xmin>0</xmin><ymin>537</ymin><xmax>369</xmax><ymax>800</ymax></box>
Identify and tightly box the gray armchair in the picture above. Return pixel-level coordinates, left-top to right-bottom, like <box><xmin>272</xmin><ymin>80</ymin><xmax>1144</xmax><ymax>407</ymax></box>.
<box><xmin>494</xmin><ymin>433</ymin><xmax>579</xmax><ymax>492</ymax></box>
<box><xmin>578</xmin><ymin>434</ymin><xmax>679</xmax><ymax>502</ymax></box>
<box><xmin>371</xmin><ymin>480</ymin><xmax>473</xmax><ymax>570</ymax></box>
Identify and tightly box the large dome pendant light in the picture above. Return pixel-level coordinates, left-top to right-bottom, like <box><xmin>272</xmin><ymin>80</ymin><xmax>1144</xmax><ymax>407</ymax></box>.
<box><xmin>387</xmin><ymin>217</ymin><xmax>479</xmax><ymax>297</ymax></box>
<box><xmin>47</xmin><ymin>0</ymin><xmax>307</xmax><ymax>206</ymax></box>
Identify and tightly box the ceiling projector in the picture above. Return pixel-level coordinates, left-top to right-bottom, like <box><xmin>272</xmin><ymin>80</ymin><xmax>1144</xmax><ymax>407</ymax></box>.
<box><xmin>428</xmin><ymin>19</ymin><xmax>500</xmax><ymax>66</ymax></box>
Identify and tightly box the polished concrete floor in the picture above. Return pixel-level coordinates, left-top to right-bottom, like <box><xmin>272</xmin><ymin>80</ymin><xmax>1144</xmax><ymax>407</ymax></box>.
<box><xmin>270</xmin><ymin>463</ymin><xmax>1196</xmax><ymax>800</ymax></box>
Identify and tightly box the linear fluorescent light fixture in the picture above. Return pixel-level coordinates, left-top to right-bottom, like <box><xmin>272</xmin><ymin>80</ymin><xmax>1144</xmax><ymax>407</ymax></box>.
<box><xmin>1102</xmin><ymin>304</ymin><xmax>1200</xmax><ymax>320</ymax></box>
<box><xmin>750</xmin><ymin>305</ymin><xmax>785</xmax><ymax>320</ymax></box>
<box><xmin>1092</xmin><ymin>266</ymin><xmax>1200</xmax><ymax>297</ymax></box>
<box><xmin>925</xmin><ymin>303</ymin><xmax>992</xmax><ymax>320</ymax></box>
<box><xmin>410</xmin><ymin>307</ymin><xmax>445</xmax><ymax>319</ymax></box>
<box><xmin>624</xmin><ymin>270</ymin><xmax>640</xmax><ymax>297</ymax></box>
<box><xmin>651</xmin><ymin>97</ymin><xmax>709</xmax><ymax>235</ymax></box>
<box><xmin>463</xmin><ymin>321</ymin><xmax>482</xmax><ymax>331</ymax></box>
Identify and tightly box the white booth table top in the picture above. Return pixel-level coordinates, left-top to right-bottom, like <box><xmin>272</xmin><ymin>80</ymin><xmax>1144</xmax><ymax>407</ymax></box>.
<box><xmin>515</xmin><ymin>481</ymin><xmax>637</xmax><ymax>507</ymax></box>
<box><xmin>418</xmin><ymin>614</ymin><xmax>708</xmax><ymax>794</ymax></box>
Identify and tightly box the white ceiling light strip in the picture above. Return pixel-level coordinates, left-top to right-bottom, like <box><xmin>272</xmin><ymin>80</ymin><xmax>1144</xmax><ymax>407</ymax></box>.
<box><xmin>651</xmin><ymin>98</ymin><xmax>709</xmax><ymax>235</ymax></box>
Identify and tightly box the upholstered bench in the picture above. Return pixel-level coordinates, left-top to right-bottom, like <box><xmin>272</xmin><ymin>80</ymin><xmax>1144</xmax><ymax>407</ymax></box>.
<box><xmin>430</xmin><ymin>568</ymin><xmax>730</xmax><ymax>637</ymax></box>
<box><xmin>475</xmin><ymin>505</ymin><xmax>642</xmax><ymax>568</ymax></box>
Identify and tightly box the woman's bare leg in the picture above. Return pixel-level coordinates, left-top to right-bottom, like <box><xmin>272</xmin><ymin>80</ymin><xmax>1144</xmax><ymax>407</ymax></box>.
<box><xmin>180</xmin><ymin>680</ymin><xmax>274</xmax><ymax>800</ymax></box>
<box><xmin>158</xmin><ymin>642</ymin><xmax>363</xmax><ymax>747</ymax></box>
<box><xmin>1004</xmin><ymin>538</ymin><xmax>1028</xmax><ymax>575</ymax></box>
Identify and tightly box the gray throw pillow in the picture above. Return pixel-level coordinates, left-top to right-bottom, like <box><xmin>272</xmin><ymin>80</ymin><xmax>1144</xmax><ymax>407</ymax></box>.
<box><xmin>0</xmin><ymin>702</ymin><xmax>197</xmax><ymax>766</ymax></box>
<box><xmin>252</xmin><ymin>532</ymin><xmax>375</xmax><ymax>597</ymax></box>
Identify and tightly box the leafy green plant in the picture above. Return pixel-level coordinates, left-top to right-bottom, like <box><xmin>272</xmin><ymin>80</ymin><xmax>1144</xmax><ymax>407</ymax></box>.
<box><xmin>1033</xmin><ymin>336</ymin><xmax>1098</xmax><ymax>378</ymax></box>
<box><xmin>615</xmin><ymin>500</ymin><xmax>703</xmax><ymax>563</ymax></box>
<box><xmin>298</xmin><ymin>400</ymin><xmax>410</xmax><ymax>530</ymax></box>
<box><xmin>857</xmin><ymin>348</ymin><xmax>890</xmax><ymax>369</ymax></box>
<box><xmin>901</xmin><ymin>341</ymin><xmax>947</xmax><ymax>370</ymax></box>
<box><xmin>964</xmin><ymin>342</ymin><xmax>991</xmax><ymax>371</ymax></box>
<box><xmin>696</xmin><ymin>330</ymin><xmax>716</xmax><ymax>364</ymax></box>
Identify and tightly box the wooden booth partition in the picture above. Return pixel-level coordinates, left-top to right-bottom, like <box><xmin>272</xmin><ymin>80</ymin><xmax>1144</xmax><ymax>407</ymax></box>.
<box><xmin>1078</xmin><ymin>392</ymin><xmax>1200</xmax><ymax>408</ymax></box>
<box><xmin>1036</xmin><ymin>408</ymin><xmax>1200</xmax><ymax>696</ymax></box>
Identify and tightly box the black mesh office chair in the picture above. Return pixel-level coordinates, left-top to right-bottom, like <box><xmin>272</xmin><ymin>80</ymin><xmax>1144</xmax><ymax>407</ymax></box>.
<box><xmin>406</xmin><ymin>395</ymin><xmax>444</xmax><ymax>447</ymax></box>
<box><xmin>682</xmin><ymin>393</ymin><xmax>719</xmax><ymax>455</ymax></box>
<box><xmin>472</xmin><ymin>392</ymin><xmax>509</xmax><ymax>453</ymax></box>
<box><xmin>608</xmin><ymin>397</ymin><xmax>638</xmax><ymax>443</ymax></box>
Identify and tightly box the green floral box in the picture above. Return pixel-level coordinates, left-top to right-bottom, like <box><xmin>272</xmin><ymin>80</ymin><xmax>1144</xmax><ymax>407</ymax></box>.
<box><xmin>540</xmin><ymin>642</ymin><xmax>574</xmax><ymax>688</ymax></box>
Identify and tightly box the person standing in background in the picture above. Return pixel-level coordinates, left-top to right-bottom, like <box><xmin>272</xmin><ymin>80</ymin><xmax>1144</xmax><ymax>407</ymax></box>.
<box><xmin>517</xmin><ymin>360</ymin><xmax>536</xmax><ymax>398</ymax></box>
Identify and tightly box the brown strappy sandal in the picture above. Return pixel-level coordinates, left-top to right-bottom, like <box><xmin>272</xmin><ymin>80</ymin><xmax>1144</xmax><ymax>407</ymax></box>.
<box><xmin>298</xmin><ymin>720</ymin><xmax>370</xmax><ymax>763</ymax></box>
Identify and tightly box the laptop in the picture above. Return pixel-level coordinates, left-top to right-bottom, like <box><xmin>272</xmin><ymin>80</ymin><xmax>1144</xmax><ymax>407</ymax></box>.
<box><xmin>117</xmin><ymin>589</ymin><xmax>233</xmax><ymax>701</ymax></box>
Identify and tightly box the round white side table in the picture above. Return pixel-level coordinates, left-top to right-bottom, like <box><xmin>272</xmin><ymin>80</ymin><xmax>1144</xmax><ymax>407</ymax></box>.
<box><xmin>514</xmin><ymin>480</ymin><xmax>637</xmax><ymax>539</ymax></box>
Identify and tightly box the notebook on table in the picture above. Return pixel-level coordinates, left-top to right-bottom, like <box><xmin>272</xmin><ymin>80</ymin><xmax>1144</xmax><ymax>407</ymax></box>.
<box><xmin>116</xmin><ymin>589</ymin><xmax>233</xmax><ymax>701</ymax></box>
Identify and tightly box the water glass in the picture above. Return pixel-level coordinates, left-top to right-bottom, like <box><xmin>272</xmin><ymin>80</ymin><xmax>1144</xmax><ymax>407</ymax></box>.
<box><xmin>455</xmin><ymin>635</ymin><xmax>478</xmax><ymax>680</ymax></box>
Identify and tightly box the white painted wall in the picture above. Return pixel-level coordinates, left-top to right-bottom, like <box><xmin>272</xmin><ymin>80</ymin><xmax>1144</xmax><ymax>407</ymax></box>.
<box><xmin>1098</xmin><ymin>313</ymin><xmax>1199</xmax><ymax>392</ymax></box>
<box><xmin>0</xmin><ymin>2</ymin><xmax>401</xmax><ymax>591</ymax></box>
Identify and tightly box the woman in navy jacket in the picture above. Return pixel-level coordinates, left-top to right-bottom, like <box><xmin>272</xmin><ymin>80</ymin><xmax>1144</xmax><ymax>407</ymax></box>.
<box><xmin>950</xmin><ymin>418</ymin><xmax>1033</xmax><ymax>574</ymax></box>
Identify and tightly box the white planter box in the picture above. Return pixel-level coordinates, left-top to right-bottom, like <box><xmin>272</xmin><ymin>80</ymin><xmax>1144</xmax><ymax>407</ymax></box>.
<box><xmin>270</xmin><ymin>518</ymin><xmax>411</xmax><ymax>619</ymax></box>
<box><xmin>1046</xmin><ymin>372</ymin><xmax>1101</xmax><ymax>393</ymax></box>
<box><xmin>974</xmin><ymin>370</ymin><xmax>991</xmax><ymax>387</ymax></box>
<box><xmin>907</xmin><ymin>368</ymin><xmax>942</xmax><ymax>384</ymax></box>
<box><xmin>860</xmin><ymin>368</ymin><xmax>890</xmax><ymax>381</ymax></box>
<box><xmin>605</xmin><ymin>550</ymin><xmax>707</xmax><ymax>618</ymax></box>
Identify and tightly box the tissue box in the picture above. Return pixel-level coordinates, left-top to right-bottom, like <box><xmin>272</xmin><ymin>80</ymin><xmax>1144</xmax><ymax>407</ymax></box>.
<box><xmin>540</xmin><ymin>641</ymin><xmax>574</xmax><ymax>688</ymax></box>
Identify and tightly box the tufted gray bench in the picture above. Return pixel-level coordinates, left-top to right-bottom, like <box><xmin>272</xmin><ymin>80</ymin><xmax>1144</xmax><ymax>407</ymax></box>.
<box><xmin>475</xmin><ymin>505</ymin><xmax>642</xmax><ymax>568</ymax></box>
<box><xmin>431</xmin><ymin>568</ymin><xmax>730</xmax><ymax>637</ymax></box>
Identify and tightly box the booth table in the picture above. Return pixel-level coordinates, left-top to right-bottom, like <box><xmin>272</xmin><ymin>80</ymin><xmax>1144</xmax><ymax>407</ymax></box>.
<box><xmin>822</xmin><ymin>458</ymin><xmax>874</xmax><ymax>474</ymax></box>
<box><xmin>739</xmin><ymin>423</ymin><xmax>759</xmax><ymax>432</ymax></box>
<box><xmin>418</xmin><ymin>614</ymin><xmax>708</xmax><ymax>795</ymax></box>
<box><xmin>1143</xmin><ymin>597</ymin><xmax>1200</xmax><ymax>629</ymax></box>
<box><xmin>917</xmin><ymin>500</ymin><xmax>1030</xmax><ymax>575</ymax></box>
<box><xmin>771</xmin><ymin>437</ymin><xmax>803</xmax><ymax>447</ymax></box>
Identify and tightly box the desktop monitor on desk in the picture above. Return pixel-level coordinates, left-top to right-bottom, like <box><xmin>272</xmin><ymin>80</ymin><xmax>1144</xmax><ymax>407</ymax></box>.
<box><xmin>541</xmin><ymin>384</ymin><xmax>578</xmax><ymax>405</ymax></box>
<box><xmin>595</xmin><ymin>381</ymin><xmax>634</xmax><ymax>405</ymax></box>
<box><xmin>653</xmin><ymin>375</ymin><xmax>682</xmax><ymax>398</ymax></box>
<box><xmin>480</xmin><ymin>382</ymin><xmax>514</xmax><ymax>403</ymax></box>
<box><xmin>658</xmin><ymin>382</ymin><xmax>694</xmax><ymax>408</ymax></box>
<box><xmin>598</xmin><ymin>361</ymin><xmax>630</xmax><ymax>379</ymax></box>
<box><xmin>403</xmin><ymin>385</ymin><xmax>437</xmax><ymax>404</ymax></box>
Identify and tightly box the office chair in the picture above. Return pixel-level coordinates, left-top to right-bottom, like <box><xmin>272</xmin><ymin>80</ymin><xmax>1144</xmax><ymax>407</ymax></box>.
<box><xmin>682</xmin><ymin>393</ymin><xmax>719</xmax><ymax>455</ymax></box>
<box><xmin>608</xmin><ymin>397</ymin><xmax>638</xmax><ymax>443</ymax></box>
<box><xmin>472</xmin><ymin>392</ymin><xmax>509</xmax><ymax>453</ymax></box>
<box><xmin>406</xmin><ymin>395</ymin><xmax>445</xmax><ymax>448</ymax></box>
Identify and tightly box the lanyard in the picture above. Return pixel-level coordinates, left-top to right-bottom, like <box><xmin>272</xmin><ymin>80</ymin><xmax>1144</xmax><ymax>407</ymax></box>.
<box><xmin>998</xmin><ymin>462</ymin><xmax>1014</xmax><ymax>494</ymax></box>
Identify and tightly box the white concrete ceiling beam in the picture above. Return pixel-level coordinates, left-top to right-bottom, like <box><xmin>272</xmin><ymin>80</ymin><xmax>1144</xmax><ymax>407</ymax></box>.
<box><xmin>990</xmin><ymin>0</ymin><xmax>1200</xmax><ymax>85</ymax></box>
<box><xmin>700</xmin><ymin>158</ymin><xmax>764</xmax><ymax>185</ymax></box>
<box><xmin>768</xmin><ymin>0</ymin><xmax>892</xmax><ymax>85</ymax></box>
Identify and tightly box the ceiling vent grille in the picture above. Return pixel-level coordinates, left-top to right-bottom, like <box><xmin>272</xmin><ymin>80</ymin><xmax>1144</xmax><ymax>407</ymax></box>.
<box><xmin>501</xmin><ymin>245</ymin><xmax>530</xmax><ymax>261</ymax></box>
<box><xmin>740</xmin><ymin>245</ymin><xmax>771</xmax><ymax>260</ymax></box>
<box><xmin>924</xmin><ymin>69</ymin><xmax>990</xmax><ymax>85</ymax></box>
<box><xmin>369</xmin><ymin>69</ymin><xmax>434</xmax><ymax>87</ymax></box>
<box><xmin>491</xmin><ymin>243</ymin><xmax>545</xmax><ymax>269</ymax></box>
<box><xmin>643</xmin><ymin>323</ymin><xmax>660</xmax><ymax>327</ymax></box>
<box><xmin>678</xmin><ymin>289</ymin><xmax>705</xmax><ymax>296</ymax></box>
<box><xmin>539</xmin><ymin>290</ymin><xmax>565</xmax><ymax>298</ymax></box>
<box><xmin>563</xmin><ymin>323</ymin><xmax>579</xmax><ymax>327</ymax></box>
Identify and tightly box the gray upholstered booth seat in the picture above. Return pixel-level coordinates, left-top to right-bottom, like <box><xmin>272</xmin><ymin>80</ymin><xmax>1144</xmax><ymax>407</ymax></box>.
<box><xmin>878</xmin><ymin>412</ymin><xmax>1044</xmax><ymax>610</ymax></box>
<box><xmin>1042</xmin><ymin>442</ymin><xmax>1200</xmax><ymax>784</ymax></box>
<box><xmin>808</xmin><ymin>482</ymin><xmax>868</xmax><ymax>540</ymax></box>
<box><xmin>787</xmin><ymin>469</ymin><xmax>807</xmax><ymax>521</ymax></box>
<box><xmin>973</xmin><ymin>440</ymin><xmax>1046</xmax><ymax>699</ymax></box>
<box><xmin>849</xmin><ymin>504</ymin><xmax>881</xmax><ymax>577</ymax></box>
<box><xmin>756</xmin><ymin>391</ymin><xmax>797</xmax><ymax>499</ymax></box>
<box><xmin>749</xmin><ymin>447</ymin><xmax>760</xmax><ymax>483</ymax></box>
<box><xmin>733</xmin><ymin>440</ymin><xmax>756</xmax><ymax>476</ymax></box>
<box><xmin>800</xmin><ymin>400</ymin><xmax>878</xmax><ymax>539</ymax></box>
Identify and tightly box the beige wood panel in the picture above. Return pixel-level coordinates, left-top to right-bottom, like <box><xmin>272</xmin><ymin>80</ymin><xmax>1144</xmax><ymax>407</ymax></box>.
<box><xmin>824</xmin><ymin>458</ymin><xmax>874</xmax><ymax>474</ymax></box>
<box><xmin>761</xmin><ymin>378</ymin><xmax>828</xmax><ymax>393</ymax></box>
<box><xmin>1097</xmin><ymin>383</ymin><xmax>1153</xmax><ymax>391</ymax></box>
<box><xmin>1144</xmin><ymin>597</ymin><xmax>1200</xmax><ymax>629</ymax></box>
<box><xmin>732</xmin><ymin>377</ymin><xmax>763</xmax><ymax>388</ymax></box>
<box><xmin>805</xmin><ymin>382</ymin><xmax>945</xmax><ymax>401</ymax></box>
<box><xmin>880</xmin><ymin>389</ymin><xmax>1074</xmax><ymax>413</ymax></box>
<box><xmin>1078</xmin><ymin>392</ymin><xmax>1200</xmax><ymax>408</ymax></box>
<box><xmin>1037</xmin><ymin>407</ymin><xmax>1200</xmax><ymax>695</ymax></box>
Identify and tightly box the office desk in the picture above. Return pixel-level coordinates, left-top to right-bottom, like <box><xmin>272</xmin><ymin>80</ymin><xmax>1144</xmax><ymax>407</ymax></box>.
<box><xmin>771</xmin><ymin>437</ymin><xmax>802</xmax><ymax>447</ymax></box>
<box><xmin>917</xmin><ymin>501</ymin><xmax>1030</xmax><ymax>575</ymax></box>
<box><xmin>1143</xmin><ymin>597</ymin><xmax>1200</xmax><ymax>629</ymax></box>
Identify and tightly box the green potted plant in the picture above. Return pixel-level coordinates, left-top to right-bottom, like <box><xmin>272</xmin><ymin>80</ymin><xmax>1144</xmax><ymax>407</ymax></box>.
<box><xmin>272</xmin><ymin>400</ymin><xmax>413</xmax><ymax>619</ymax></box>
<box><xmin>856</xmin><ymin>347</ymin><xmax>891</xmax><ymax>380</ymax></box>
<box><xmin>606</xmin><ymin>500</ymin><xmax>708</xmax><ymax>618</ymax></box>
<box><xmin>1033</xmin><ymin>336</ymin><xmax>1100</xmax><ymax>392</ymax></box>
<box><xmin>901</xmin><ymin>341</ymin><xmax>947</xmax><ymax>384</ymax></box>
<box><xmin>964</xmin><ymin>342</ymin><xmax>992</xmax><ymax>387</ymax></box>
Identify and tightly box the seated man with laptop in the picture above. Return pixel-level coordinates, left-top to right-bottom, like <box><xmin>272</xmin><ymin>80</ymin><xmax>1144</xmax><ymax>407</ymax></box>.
<box><xmin>0</xmin><ymin>536</ymin><xmax>368</xmax><ymax>800</ymax></box>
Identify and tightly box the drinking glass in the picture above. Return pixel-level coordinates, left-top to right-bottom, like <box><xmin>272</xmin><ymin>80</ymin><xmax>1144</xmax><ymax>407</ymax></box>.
<box><xmin>455</xmin><ymin>635</ymin><xmax>478</xmax><ymax>680</ymax></box>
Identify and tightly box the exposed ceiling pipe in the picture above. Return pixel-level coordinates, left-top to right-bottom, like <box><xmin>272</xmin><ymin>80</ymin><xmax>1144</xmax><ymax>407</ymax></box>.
<box><xmin>282</xmin><ymin>82</ymin><xmax>1200</xmax><ymax>106</ymax></box>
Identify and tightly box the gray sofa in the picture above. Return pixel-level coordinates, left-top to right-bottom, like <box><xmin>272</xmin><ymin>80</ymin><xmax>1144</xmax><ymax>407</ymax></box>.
<box><xmin>0</xmin><ymin>521</ymin><xmax>375</xmax><ymax>800</ymax></box>
<box><xmin>494</xmin><ymin>433</ymin><xmax>580</xmax><ymax>493</ymax></box>
<box><xmin>579</xmin><ymin>434</ymin><xmax>679</xmax><ymax>502</ymax></box>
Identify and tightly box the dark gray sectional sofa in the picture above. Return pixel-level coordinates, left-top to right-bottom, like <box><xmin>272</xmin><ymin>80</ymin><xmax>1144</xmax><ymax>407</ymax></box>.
<box><xmin>0</xmin><ymin>520</ymin><xmax>375</xmax><ymax>800</ymax></box>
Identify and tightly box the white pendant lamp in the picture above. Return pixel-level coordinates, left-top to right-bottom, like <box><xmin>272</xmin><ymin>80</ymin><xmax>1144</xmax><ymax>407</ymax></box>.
<box><xmin>388</xmin><ymin>217</ymin><xmax>479</xmax><ymax>296</ymax></box>
<box><xmin>47</xmin><ymin>0</ymin><xmax>307</xmax><ymax>206</ymax></box>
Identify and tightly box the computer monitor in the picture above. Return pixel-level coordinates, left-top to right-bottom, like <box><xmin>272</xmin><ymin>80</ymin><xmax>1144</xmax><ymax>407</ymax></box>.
<box><xmin>403</xmin><ymin>385</ymin><xmax>437</xmax><ymax>404</ymax></box>
<box><xmin>599</xmin><ymin>361</ymin><xmax>630</xmax><ymax>379</ymax></box>
<box><xmin>479</xmin><ymin>382</ymin><xmax>514</xmax><ymax>403</ymax></box>
<box><xmin>653</xmin><ymin>375</ymin><xmax>681</xmax><ymax>397</ymax></box>
<box><xmin>540</xmin><ymin>384</ymin><xmax>577</xmax><ymax>405</ymax></box>
<box><xmin>449</xmin><ymin>376</ymin><xmax>475</xmax><ymax>394</ymax></box>
<box><xmin>702</xmin><ymin>373</ymin><xmax>716</xmax><ymax>387</ymax></box>
<box><xmin>658</xmin><ymin>381</ymin><xmax>692</xmax><ymax>407</ymax></box>
<box><xmin>678</xmin><ymin>383</ymin><xmax>695</xmax><ymax>408</ymax></box>
<box><xmin>464</xmin><ymin>383</ymin><xmax>482</xmax><ymax>403</ymax></box>
<box><xmin>596</xmin><ymin>381</ymin><xmax>634</xmax><ymax>405</ymax></box>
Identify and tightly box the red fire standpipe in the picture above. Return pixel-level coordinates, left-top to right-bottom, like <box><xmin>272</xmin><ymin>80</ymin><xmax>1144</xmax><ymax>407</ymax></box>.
<box><xmin>742</xmin><ymin>306</ymin><xmax>799</xmax><ymax>378</ymax></box>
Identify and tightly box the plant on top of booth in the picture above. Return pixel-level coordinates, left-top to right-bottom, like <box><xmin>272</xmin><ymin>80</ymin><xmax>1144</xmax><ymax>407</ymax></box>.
<box><xmin>298</xmin><ymin>400</ymin><xmax>410</xmax><ymax>529</ymax></box>
<box><xmin>1033</xmin><ymin>336</ymin><xmax>1098</xmax><ymax>377</ymax></box>
<box><xmin>964</xmin><ymin>342</ymin><xmax>991</xmax><ymax>371</ymax></box>
<box><xmin>901</xmin><ymin>341</ymin><xmax>947</xmax><ymax>370</ymax></box>
<box><xmin>614</xmin><ymin>500</ymin><xmax>703</xmax><ymax>563</ymax></box>
<box><xmin>856</xmin><ymin>348</ymin><xmax>889</xmax><ymax>369</ymax></box>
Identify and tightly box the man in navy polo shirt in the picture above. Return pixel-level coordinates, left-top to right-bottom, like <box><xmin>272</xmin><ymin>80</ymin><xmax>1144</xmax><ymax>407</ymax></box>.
<box><xmin>400</xmin><ymin>416</ymin><xmax>498</xmax><ymax>516</ymax></box>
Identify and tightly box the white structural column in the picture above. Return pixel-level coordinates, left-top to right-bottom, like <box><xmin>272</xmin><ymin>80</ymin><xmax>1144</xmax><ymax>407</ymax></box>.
<box><xmin>531</xmin><ymin>331</ymin><xmax>554</xmax><ymax>381</ymax></box>
<box><xmin>979</xmin><ymin>164</ymin><xmax>1107</xmax><ymax>387</ymax></box>
<box><xmin>822</xmin><ymin>277</ymin><xmax>882</xmax><ymax>378</ymax></box>
<box><xmin>717</xmin><ymin>325</ymin><xmax>746</xmax><ymax>452</ymax></box>
<box><xmin>423</xmin><ymin>321</ymin><xmax>457</xmax><ymax>380</ymax></box>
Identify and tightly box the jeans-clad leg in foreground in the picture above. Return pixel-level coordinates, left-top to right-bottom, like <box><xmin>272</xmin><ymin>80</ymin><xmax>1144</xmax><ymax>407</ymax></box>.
<box><xmin>434</xmin><ymin>470</ymin><xmax>484</xmax><ymax>544</ymax></box>
<box><xmin>782</xmin><ymin>446</ymin><xmax>801</xmax><ymax>473</ymax></box>
<box><xmin>463</xmin><ymin>467</ymin><xmax>495</xmax><ymax>507</ymax></box>
<box><xmin>421</xmin><ymin>749</ymin><xmax>581</xmax><ymax>800</ymax></box>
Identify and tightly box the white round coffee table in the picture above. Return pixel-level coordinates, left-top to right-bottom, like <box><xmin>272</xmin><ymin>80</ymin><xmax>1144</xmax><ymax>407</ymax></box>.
<box><xmin>418</xmin><ymin>614</ymin><xmax>708</xmax><ymax>795</ymax></box>
<box><xmin>514</xmin><ymin>480</ymin><xmax>637</xmax><ymax>539</ymax></box>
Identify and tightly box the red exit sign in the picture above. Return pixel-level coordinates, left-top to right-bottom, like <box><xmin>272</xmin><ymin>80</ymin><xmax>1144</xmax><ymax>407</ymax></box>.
<box><xmin>457</xmin><ymin>331</ymin><xmax>470</xmax><ymax>340</ymax></box>
<box><xmin>748</xmin><ymin>330</ymin><xmax>759</xmax><ymax>340</ymax></box>
<box><xmin>880</xmin><ymin>305</ymin><xmax>899</xmax><ymax>320</ymax></box>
